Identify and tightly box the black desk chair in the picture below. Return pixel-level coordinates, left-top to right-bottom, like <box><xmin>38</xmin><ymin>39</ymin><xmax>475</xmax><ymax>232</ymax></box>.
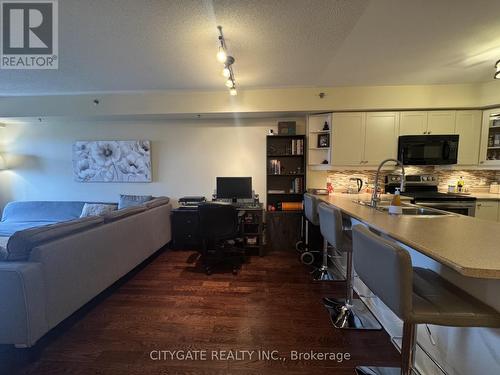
<box><xmin>198</xmin><ymin>202</ymin><xmax>245</xmax><ymax>275</ymax></box>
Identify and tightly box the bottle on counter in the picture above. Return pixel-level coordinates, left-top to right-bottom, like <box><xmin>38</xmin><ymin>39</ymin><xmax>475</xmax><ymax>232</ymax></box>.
<box><xmin>388</xmin><ymin>188</ymin><xmax>403</xmax><ymax>215</ymax></box>
<box><xmin>457</xmin><ymin>176</ymin><xmax>465</xmax><ymax>193</ymax></box>
<box><xmin>326</xmin><ymin>176</ymin><xmax>334</xmax><ymax>196</ymax></box>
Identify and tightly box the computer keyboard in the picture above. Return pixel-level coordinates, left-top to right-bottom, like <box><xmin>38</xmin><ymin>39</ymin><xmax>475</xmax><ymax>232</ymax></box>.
<box><xmin>232</xmin><ymin>203</ymin><xmax>262</xmax><ymax>209</ymax></box>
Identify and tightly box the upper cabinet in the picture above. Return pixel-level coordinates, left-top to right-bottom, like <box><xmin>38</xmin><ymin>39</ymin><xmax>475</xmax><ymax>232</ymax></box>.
<box><xmin>331</xmin><ymin>112</ymin><xmax>365</xmax><ymax>166</ymax></box>
<box><xmin>455</xmin><ymin>111</ymin><xmax>481</xmax><ymax>165</ymax></box>
<box><xmin>399</xmin><ymin>111</ymin><xmax>456</xmax><ymax>135</ymax></box>
<box><xmin>427</xmin><ymin>111</ymin><xmax>456</xmax><ymax>134</ymax></box>
<box><xmin>330</xmin><ymin>112</ymin><xmax>398</xmax><ymax>166</ymax></box>
<box><xmin>479</xmin><ymin>108</ymin><xmax>500</xmax><ymax>166</ymax></box>
<box><xmin>363</xmin><ymin>112</ymin><xmax>399</xmax><ymax>165</ymax></box>
<box><xmin>308</xmin><ymin>110</ymin><xmax>484</xmax><ymax>168</ymax></box>
<box><xmin>399</xmin><ymin>111</ymin><xmax>427</xmax><ymax>135</ymax></box>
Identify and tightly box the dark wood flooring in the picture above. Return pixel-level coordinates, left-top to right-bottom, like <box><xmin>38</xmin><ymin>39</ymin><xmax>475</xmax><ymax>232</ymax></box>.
<box><xmin>0</xmin><ymin>248</ymin><xmax>399</xmax><ymax>375</ymax></box>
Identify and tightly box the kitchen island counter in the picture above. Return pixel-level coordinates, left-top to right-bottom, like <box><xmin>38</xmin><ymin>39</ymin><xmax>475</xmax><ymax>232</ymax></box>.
<box><xmin>315</xmin><ymin>193</ymin><xmax>500</xmax><ymax>279</ymax></box>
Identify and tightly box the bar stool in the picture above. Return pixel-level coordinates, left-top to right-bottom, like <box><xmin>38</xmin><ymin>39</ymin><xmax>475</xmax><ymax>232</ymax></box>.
<box><xmin>318</xmin><ymin>203</ymin><xmax>381</xmax><ymax>329</ymax></box>
<box><xmin>352</xmin><ymin>225</ymin><xmax>500</xmax><ymax>375</ymax></box>
<box><xmin>298</xmin><ymin>193</ymin><xmax>322</xmax><ymax>267</ymax></box>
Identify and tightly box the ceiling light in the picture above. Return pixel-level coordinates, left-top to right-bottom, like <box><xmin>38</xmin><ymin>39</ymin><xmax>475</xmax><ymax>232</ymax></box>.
<box><xmin>216</xmin><ymin>26</ymin><xmax>238</xmax><ymax>95</ymax></box>
<box><xmin>495</xmin><ymin>60</ymin><xmax>500</xmax><ymax>79</ymax></box>
<box><xmin>216</xmin><ymin>47</ymin><xmax>227</xmax><ymax>63</ymax></box>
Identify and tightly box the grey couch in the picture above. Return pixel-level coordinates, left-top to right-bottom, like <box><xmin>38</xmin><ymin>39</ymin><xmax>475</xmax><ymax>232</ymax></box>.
<box><xmin>0</xmin><ymin>198</ymin><xmax>172</xmax><ymax>347</ymax></box>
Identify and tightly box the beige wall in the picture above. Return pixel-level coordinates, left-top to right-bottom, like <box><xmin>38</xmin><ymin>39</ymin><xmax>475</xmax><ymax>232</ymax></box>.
<box><xmin>479</xmin><ymin>80</ymin><xmax>500</xmax><ymax>107</ymax></box>
<box><xmin>1</xmin><ymin>81</ymin><xmax>499</xmax><ymax>210</ymax></box>
<box><xmin>0</xmin><ymin>83</ymin><xmax>490</xmax><ymax>119</ymax></box>
<box><xmin>0</xmin><ymin>118</ymin><xmax>305</xmax><ymax>210</ymax></box>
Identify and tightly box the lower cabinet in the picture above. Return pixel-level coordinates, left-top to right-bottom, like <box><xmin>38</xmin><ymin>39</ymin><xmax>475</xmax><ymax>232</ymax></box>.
<box><xmin>474</xmin><ymin>200</ymin><xmax>500</xmax><ymax>222</ymax></box>
<box><xmin>265</xmin><ymin>211</ymin><xmax>302</xmax><ymax>252</ymax></box>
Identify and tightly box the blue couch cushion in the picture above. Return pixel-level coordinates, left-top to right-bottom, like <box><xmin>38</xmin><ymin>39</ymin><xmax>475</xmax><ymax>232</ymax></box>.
<box><xmin>1</xmin><ymin>201</ymin><xmax>87</xmax><ymax>223</ymax></box>
<box><xmin>0</xmin><ymin>201</ymin><xmax>117</xmax><ymax>237</ymax></box>
<box><xmin>0</xmin><ymin>221</ymin><xmax>59</xmax><ymax>237</ymax></box>
<box><xmin>4</xmin><ymin>216</ymin><xmax>104</xmax><ymax>261</ymax></box>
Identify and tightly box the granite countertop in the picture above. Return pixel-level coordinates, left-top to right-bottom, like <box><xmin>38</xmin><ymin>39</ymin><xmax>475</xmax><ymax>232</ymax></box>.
<box><xmin>435</xmin><ymin>190</ymin><xmax>500</xmax><ymax>201</ymax></box>
<box><xmin>461</xmin><ymin>192</ymin><xmax>500</xmax><ymax>201</ymax></box>
<box><xmin>315</xmin><ymin>193</ymin><xmax>500</xmax><ymax>279</ymax></box>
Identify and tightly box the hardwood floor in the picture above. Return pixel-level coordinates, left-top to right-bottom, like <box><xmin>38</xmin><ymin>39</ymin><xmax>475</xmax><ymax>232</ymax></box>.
<box><xmin>1</xmin><ymin>248</ymin><xmax>399</xmax><ymax>375</ymax></box>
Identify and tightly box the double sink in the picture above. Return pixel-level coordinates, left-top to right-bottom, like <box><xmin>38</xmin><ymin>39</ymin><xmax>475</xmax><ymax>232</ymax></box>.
<box><xmin>354</xmin><ymin>200</ymin><xmax>455</xmax><ymax>217</ymax></box>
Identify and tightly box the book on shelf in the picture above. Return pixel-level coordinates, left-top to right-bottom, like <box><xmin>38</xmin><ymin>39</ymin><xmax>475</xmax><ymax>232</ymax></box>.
<box><xmin>268</xmin><ymin>189</ymin><xmax>286</xmax><ymax>194</ymax></box>
<box><xmin>269</xmin><ymin>159</ymin><xmax>281</xmax><ymax>174</ymax></box>
<box><xmin>290</xmin><ymin>139</ymin><xmax>304</xmax><ymax>155</ymax></box>
<box><xmin>281</xmin><ymin>202</ymin><xmax>303</xmax><ymax>211</ymax></box>
<box><xmin>290</xmin><ymin>177</ymin><xmax>303</xmax><ymax>194</ymax></box>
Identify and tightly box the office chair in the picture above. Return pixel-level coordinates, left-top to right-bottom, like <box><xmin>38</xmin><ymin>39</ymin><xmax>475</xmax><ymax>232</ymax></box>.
<box><xmin>198</xmin><ymin>202</ymin><xmax>246</xmax><ymax>275</ymax></box>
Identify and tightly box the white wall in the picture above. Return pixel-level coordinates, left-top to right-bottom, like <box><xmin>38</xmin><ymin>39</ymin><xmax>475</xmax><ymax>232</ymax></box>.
<box><xmin>0</xmin><ymin>117</ymin><xmax>305</xmax><ymax>210</ymax></box>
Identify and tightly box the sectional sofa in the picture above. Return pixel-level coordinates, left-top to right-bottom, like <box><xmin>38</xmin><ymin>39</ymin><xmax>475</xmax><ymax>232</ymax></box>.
<box><xmin>0</xmin><ymin>198</ymin><xmax>172</xmax><ymax>347</ymax></box>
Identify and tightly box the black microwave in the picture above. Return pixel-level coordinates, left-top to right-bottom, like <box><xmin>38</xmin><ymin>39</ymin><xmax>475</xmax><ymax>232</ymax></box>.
<box><xmin>398</xmin><ymin>135</ymin><xmax>459</xmax><ymax>165</ymax></box>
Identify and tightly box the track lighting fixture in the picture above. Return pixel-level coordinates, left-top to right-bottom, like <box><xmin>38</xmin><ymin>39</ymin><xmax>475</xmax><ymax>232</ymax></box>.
<box><xmin>217</xmin><ymin>26</ymin><xmax>237</xmax><ymax>96</ymax></box>
<box><xmin>216</xmin><ymin>47</ymin><xmax>227</xmax><ymax>64</ymax></box>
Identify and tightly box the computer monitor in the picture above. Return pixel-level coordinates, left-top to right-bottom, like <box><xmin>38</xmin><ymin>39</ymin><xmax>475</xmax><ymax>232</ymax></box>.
<box><xmin>216</xmin><ymin>177</ymin><xmax>252</xmax><ymax>200</ymax></box>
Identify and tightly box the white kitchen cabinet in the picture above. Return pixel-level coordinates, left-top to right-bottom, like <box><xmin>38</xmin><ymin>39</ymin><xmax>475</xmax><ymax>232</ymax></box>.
<box><xmin>399</xmin><ymin>111</ymin><xmax>427</xmax><ymax>135</ymax></box>
<box><xmin>479</xmin><ymin>108</ymin><xmax>500</xmax><ymax>167</ymax></box>
<box><xmin>474</xmin><ymin>200</ymin><xmax>500</xmax><ymax>222</ymax></box>
<box><xmin>399</xmin><ymin>111</ymin><xmax>456</xmax><ymax>136</ymax></box>
<box><xmin>331</xmin><ymin>113</ymin><xmax>365</xmax><ymax>166</ymax></box>
<box><xmin>363</xmin><ymin>112</ymin><xmax>399</xmax><ymax>165</ymax></box>
<box><xmin>328</xmin><ymin>110</ymin><xmax>481</xmax><ymax>167</ymax></box>
<box><xmin>331</xmin><ymin>112</ymin><xmax>398</xmax><ymax>166</ymax></box>
<box><xmin>455</xmin><ymin>110</ymin><xmax>482</xmax><ymax>165</ymax></box>
<box><xmin>427</xmin><ymin>111</ymin><xmax>456</xmax><ymax>134</ymax></box>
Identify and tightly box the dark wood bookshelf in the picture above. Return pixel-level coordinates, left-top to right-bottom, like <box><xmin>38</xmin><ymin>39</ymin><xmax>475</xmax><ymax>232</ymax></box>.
<box><xmin>266</xmin><ymin>154</ymin><xmax>304</xmax><ymax>157</ymax></box>
<box><xmin>267</xmin><ymin>173</ymin><xmax>305</xmax><ymax>176</ymax></box>
<box><xmin>266</xmin><ymin>135</ymin><xmax>306</xmax><ymax>213</ymax></box>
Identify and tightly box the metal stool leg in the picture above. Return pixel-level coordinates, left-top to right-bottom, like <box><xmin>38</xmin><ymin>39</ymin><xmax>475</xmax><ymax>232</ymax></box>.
<box><xmin>295</xmin><ymin>215</ymin><xmax>306</xmax><ymax>252</ymax></box>
<box><xmin>356</xmin><ymin>323</ymin><xmax>417</xmax><ymax>375</ymax></box>
<box><xmin>312</xmin><ymin>239</ymin><xmax>343</xmax><ymax>280</ymax></box>
<box><xmin>300</xmin><ymin>220</ymin><xmax>319</xmax><ymax>265</ymax></box>
<box><xmin>324</xmin><ymin>250</ymin><xmax>382</xmax><ymax>329</ymax></box>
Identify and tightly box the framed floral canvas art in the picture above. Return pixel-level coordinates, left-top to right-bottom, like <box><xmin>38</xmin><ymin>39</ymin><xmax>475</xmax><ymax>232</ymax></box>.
<box><xmin>73</xmin><ymin>141</ymin><xmax>152</xmax><ymax>182</ymax></box>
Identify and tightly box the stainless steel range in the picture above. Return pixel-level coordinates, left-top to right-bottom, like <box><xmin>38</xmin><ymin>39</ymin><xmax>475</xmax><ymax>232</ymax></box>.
<box><xmin>385</xmin><ymin>174</ymin><xmax>476</xmax><ymax>216</ymax></box>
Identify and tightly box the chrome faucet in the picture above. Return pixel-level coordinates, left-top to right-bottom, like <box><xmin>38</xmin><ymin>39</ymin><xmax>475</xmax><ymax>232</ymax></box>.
<box><xmin>371</xmin><ymin>158</ymin><xmax>405</xmax><ymax>208</ymax></box>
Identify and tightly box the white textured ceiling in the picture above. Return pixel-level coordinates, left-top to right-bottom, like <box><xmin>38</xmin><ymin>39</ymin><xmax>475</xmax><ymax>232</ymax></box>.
<box><xmin>1</xmin><ymin>0</ymin><xmax>500</xmax><ymax>95</ymax></box>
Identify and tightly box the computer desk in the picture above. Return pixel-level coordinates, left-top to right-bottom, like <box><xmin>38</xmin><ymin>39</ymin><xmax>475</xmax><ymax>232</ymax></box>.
<box><xmin>172</xmin><ymin>203</ymin><xmax>265</xmax><ymax>256</ymax></box>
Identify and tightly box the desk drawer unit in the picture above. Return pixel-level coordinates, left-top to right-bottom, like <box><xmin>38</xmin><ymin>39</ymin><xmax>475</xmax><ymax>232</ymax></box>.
<box><xmin>172</xmin><ymin>209</ymin><xmax>201</xmax><ymax>249</ymax></box>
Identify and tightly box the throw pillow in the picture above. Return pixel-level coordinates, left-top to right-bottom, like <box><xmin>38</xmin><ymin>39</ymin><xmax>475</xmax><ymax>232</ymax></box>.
<box><xmin>118</xmin><ymin>194</ymin><xmax>153</xmax><ymax>209</ymax></box>
<box><xmin>0</xmin><ymin>236</ymin><xmax>8</xmax><ymax>261</ymax></box>
<box><xmin>80</xmin><ymin>203</ymin><xmax>117</xmax><ymax>217</ymax></box>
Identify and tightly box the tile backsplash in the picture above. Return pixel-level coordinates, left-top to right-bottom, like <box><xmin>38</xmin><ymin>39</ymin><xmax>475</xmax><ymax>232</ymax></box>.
<box><xmin>322</xmin><ymin>167</ymin><xmax>500</xmax><ymax>192</ymax></box>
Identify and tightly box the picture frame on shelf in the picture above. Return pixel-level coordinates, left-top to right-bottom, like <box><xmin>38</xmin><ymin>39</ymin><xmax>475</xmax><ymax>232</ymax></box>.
<box><xmin>278</xmin><ymin>121</ymin><xmax>296</xmax><ymax>135</ymax></box>
<box><xmin>317</xmin><ymin>134</ymin><xmax>330</xmax><ymax>148</ymax></box>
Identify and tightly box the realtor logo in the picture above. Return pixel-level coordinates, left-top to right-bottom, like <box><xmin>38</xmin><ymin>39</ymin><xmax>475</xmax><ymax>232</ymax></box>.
<box><xmin>1</xmin><ymin>0</ymin><xmax>58</xmax><ymax>69</ymax></box>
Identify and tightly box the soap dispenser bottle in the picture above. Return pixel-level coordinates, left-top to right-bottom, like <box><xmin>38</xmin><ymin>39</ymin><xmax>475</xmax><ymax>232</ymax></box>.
<box><xmin>388</xmin><ymin>188</ymin><xmax>403</xmax><ymax>215</ymax></box>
